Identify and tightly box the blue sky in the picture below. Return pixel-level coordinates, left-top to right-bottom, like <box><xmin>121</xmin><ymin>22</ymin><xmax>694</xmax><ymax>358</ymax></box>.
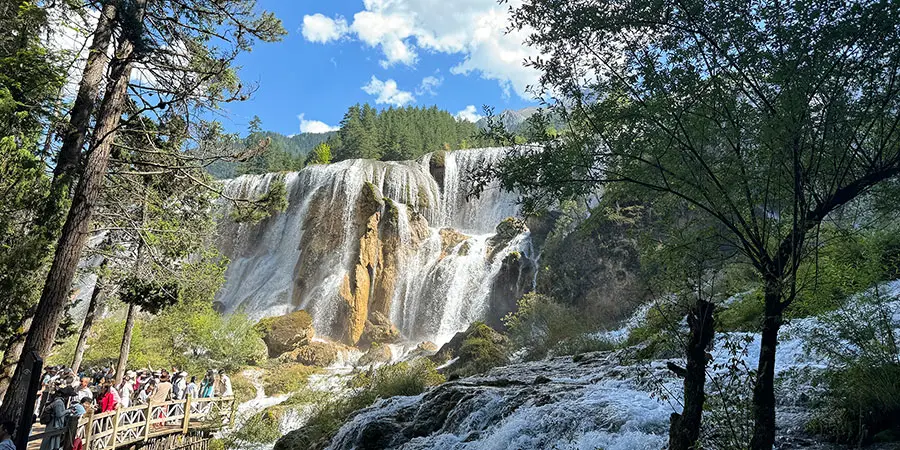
<box><xmin>218</xmin><ymin>0</ymin><xmax>541</xmax><ymax>136</ymax></box>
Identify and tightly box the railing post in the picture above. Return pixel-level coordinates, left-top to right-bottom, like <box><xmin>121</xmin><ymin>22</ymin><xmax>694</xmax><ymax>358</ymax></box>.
<box><xmin>182</xmin><ymin>397</ymin><xmax>191</xmax><ymax>434</ymax></box>
<box><xmin>110</xmin><ymin>408</ymin><xmax>121</xmax><ymax>448</ymax></box>
<box><xmin>84</xmin><ymin>413</ymin><xmax>94</xmax><ymax>449</ymax></box>
<box><xmin>144</xmin><ymin>403</ymin><xmax>153</xmax><ymax>441</ymax></box>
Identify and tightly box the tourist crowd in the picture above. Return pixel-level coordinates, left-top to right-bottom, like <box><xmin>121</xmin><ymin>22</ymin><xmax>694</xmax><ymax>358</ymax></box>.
<box><xmin>32</xmin><ymin>366</ymin><xmax>233</xmax><ymax>450</ymax></box>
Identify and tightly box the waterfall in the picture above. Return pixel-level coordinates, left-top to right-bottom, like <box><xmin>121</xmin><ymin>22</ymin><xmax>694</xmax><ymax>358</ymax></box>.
<box><xmin>216</xmin><ymin>148</ymin><xmax>531</xmax><ymax>345</ymax></box>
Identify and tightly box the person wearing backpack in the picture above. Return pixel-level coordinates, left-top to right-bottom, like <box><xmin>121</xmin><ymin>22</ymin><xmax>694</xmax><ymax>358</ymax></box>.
<box><xmin>39</xmin><ymin>387</ymin><xmax>73</xmax><ymax>450</ymax></box>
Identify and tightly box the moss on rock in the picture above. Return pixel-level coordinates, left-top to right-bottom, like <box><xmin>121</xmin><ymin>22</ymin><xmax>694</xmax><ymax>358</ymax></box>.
<box><xmin>255</xmin><ymin>311</ymin><xmax>315</xmax><ymax>358</ymax></box>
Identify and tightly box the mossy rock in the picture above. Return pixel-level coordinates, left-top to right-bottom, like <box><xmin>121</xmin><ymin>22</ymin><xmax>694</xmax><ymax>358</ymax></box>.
<box><xmin>358</xmin><ymin>343</ymin><xmax>393</xmax><ymax>367</ymax></box>
<box><xmin>432</xmin><ymin>322</ymin><xmax>508</xmax><ymax>377</ymax></box>
<box><xmin>281</xmin><ymin>341</ymin><xmax>341</xmax><ymax>367</ymax></box>
<box><xmin>358</xmin><ymin>312</ymin><xmax>401</xmax><ymax>348</ymax></box>
<box><xmin>439</xmin><ymin>228</ymin><xmax>470</xmax><ymax>257</ymax></box>
<box><xmin>255</xmin><ymin>311</ymin><xmax>315</xmax><ymax>358</ymax></box>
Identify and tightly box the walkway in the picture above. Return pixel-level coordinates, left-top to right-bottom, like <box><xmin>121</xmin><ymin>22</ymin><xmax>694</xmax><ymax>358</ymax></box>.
<box><xmin>28</xmin><ymin>396</ymin><xmax>235</xmax><ymax>450</ymax></box>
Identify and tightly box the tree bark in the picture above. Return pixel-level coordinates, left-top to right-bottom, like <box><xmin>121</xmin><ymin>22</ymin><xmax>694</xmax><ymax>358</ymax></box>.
<box><xmin>750</xmin><ymin>279</ymin><xmax>783</xmax><ymax>450</ymax></box>
<box><xmin>0</xmin><ymin>1</ymin><xmax>119</xmax><ymax>399</ymax></box>
<box><xmin>115</xmin><ymin>303</ymin><xmax>137</xmax><ymax>384</ymax></box>
<box><xmin>669</xmin><ymin>298</ymin><xmax>716</xmax><ymax>450</ymax></box>
<box><xmin>0</xmin><ymin>1</ymin><xmax>144</xmax><ymax>423</ymax></box>
<box><xmin>71</xmin><ymin>274</ymin><xmax>107</xmax><ymax>374</ymax></box>
<box><xmin>0</xmin><ymin>307</ymin><xmax>35</xmax><ymax>400</ymax></box>
<box><xmin>38</xmin><ymin>0</ymin><xmax>117</xmax><ymax>235</ymax></box>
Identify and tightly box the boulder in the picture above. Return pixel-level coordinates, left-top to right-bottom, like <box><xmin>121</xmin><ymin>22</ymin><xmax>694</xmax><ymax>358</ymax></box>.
<box><xmin>255</xmin><ymin>311</ymin><xmax>315</xmax><ymax>358</ymax></box>
<box><xmin>358</xmin><ymin>343</ymin><xmax>393</xmax><ymax>367</ymax></box>
<box><xmin>280</xmin><ymin>341</ymin><xmax>341</xmax><ymax>367</ymax></box>
<box><xmin>408</xmin><ymin>341</ymin><xmax>439</xmax><ymax>358</ymax></box>
<box><xmin>358</xmin><ymin>312</ymin><xmax>401</xmax><ymax>348</ymax></box>
<box><xmin>485</xmin><ymin>251</ymin><xmax>537</xmax><ymax>330</ymax></box>
<box><xmin>439</xmin><ymin>228</ymin><xmax>470</xmax><ymax>258</ymax></box>
<box><xmin>487</xmin><ymin>218</ymin><xmax>527</xmax><ymax>260</ymax></box>
<box><xmin>432</xmin><ymin>322</ymin><xmax>509</xmax><ymax>378</ymax></box>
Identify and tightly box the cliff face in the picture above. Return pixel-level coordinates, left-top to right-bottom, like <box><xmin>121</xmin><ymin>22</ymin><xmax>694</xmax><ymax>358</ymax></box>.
<box><xmin>534</xmin><ymin>206</ymin><xmax>647</xmax><ymax>326</ymax></box>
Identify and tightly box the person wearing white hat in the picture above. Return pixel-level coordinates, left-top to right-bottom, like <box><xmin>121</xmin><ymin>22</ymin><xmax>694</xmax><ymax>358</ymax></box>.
<box><xmin>119</xmin><ymin>370</ymin><xmax>136</xmax><ymax>408</ymax></box>
<box><xmin>174</xmin><ymin>372</ymin><xmax>188</xmax><ymax>400</ymax></box>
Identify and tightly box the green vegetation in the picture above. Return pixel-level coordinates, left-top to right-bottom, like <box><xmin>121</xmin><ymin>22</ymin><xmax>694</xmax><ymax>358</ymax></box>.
<box><xmin>328</xmin><ymin>103</ymin><xmax>498</xmax><ymax>162</ymax></box>
<box><xmin>433</xmin><ymin>321</ymin><xmax>509</xmax><ymax>378</ymax></box>
<box><xmin>49</xmin><ymin>303</ymin><xmax>266</xmax><ymax>375</ymax></box>
<box><xmin>262</xmin><ymin>363</ymin><xmax>320</xmax><ymax>396</ymax></box>
<box><xmin>230</xmin><ymin>372</ymin><xmax>257</xmax><ymax>404</ymax></box>
<box><xmin>228</xmin><ymin>175</ymin><xmax>289</xmax><ymax>223</ymax></box>
<box><xmin>805</xmin><ymin>291</ymin><xmax>900</xmax><ymax>444</ymax></box>
<box><xmin>505</xmin><ymin>293</ymin><xmax>614</xmax><ymax>361</ymax></box>
<box><xmin>274</xmin><ymin>359</ymin><xmax>445</xmax><ymax>450</ymax></box>
<box><xmin>307</xmin><ymin>142</ymin><xmax>332</xmax><ymax>165</ymax></box>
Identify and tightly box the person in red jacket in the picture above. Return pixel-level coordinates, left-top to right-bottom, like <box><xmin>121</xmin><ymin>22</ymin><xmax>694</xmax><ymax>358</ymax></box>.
<box><xmin>99</xmin><ymin>381</ymin><xmax>117</xmax><ymax>412</ymax></box>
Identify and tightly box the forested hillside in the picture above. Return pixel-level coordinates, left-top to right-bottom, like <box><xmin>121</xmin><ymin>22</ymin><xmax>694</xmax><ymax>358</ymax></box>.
<box><xmin>210</xmin><ymin>104</ymin><xmax>502</xmax><ymax>179</ymax></box>
<box><xmin>327</xmin><ymin>103</ymin><xmax>497</xmax><ymax>162</ymax></box>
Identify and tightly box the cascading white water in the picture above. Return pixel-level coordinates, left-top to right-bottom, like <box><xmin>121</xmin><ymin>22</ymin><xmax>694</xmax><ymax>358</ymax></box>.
<box><xmin>216</xmin><ymin>148</ymin><xmax>530</xmax><ymax>345</ymax></box>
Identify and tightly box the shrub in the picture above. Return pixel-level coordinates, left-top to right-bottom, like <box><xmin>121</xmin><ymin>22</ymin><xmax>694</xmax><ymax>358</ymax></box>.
<box><xmin>805</xmin><ymin>290</ymin><xmax>900</xmax><ymax>444</ymax></box>
<box><xmin>716</xmin><ymin>291</ymin><xmax>764</xmax><ymax>332</ymax></box>
<box><xmin>227</xmin><ymin>406</ymin><xmax>284</xmax><ymax>445</ymax></box>
<box><xmin>350</xmin><ymin>358</ymin><xmax>445</xmax><ymax>398</ymax></box>
<box><xmin>262</xmin><ymin>363</ymin><xmax>320</xmax><ymax>396</ymax></box>
<box><xmin>230</xmin><ymin>371</ymin><xmax>257</xmax><ymax>404</ymax></box>
<box><xmin>504</xmin><ymin>293</ymin><xmax>599</xmax><ymax>360</ymax></box>
<box><xmin>625</xmin><ymin>299</ymin><xmax>684</xmax><ymax>359</ymax></box>
<box><xmin>275</xmin><ymin>360</ymin><xmax>444</xmax><ymax>450</ymax></box>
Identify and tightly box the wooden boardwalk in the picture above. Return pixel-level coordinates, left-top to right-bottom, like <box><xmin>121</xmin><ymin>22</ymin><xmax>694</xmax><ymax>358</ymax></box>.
<box><xmin>27</xmin><ymin>397</ymin><xmax>234</xmax><ymax>450</ymax></box>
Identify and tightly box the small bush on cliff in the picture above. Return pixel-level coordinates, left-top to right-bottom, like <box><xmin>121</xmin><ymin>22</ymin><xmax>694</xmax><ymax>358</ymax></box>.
<box><xmin>351</xmin><ymin>358</ymin><xmax>445</xmax><ymax>397</ymax></box>
<box><xmin>230</xmin><ymin>372</ymin><xmax>257</xmax><ymax>404</ymax></box>
<box><xmin>625</xmin><ymin>300</ymin><xmax>684</xmax><ymax>359</ymax></box>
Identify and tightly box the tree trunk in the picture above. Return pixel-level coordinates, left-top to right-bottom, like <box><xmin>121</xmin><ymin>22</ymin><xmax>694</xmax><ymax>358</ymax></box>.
<box><xmin>71</xmin><ymin>276</ymin><xmax>106</xmax><ymax>374</ymax></box>
<box><xmin>0</xmin><ymin>2</ymin><xmax>119</xmax><ymax>399</ymax></box>
<box><xmin>0</xmin><ymin>307</ymin><xmax>35</xmax><ymax>400</ymax></box>
<box><xmin>669</xmin><ymin>298</ymin><xmax>716</xmax><ymax>450</ymax></box>
<box><xmin>115</xmin><ymin>303</ymin><xmax>137</xmax><ymax>385</ymax></box>
<box><xmin>38</xmin><ymin>0</ymin><xmax>117</xmax><ymax>236</ymax></box>
<box><xmin>0</xmin><ymin>3</ymin><xmax>144</xmax><ymax>422</ymax></box>
<box><xmin>750</xmin><ymin>279</ymin><xmax>783</xmax><ymax>450</ymax></box>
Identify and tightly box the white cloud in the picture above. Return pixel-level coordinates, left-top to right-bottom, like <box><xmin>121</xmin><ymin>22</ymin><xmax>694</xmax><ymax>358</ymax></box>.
<box><xmin>352</xmin><ymin>10</ymin><xmax>417</xmax><ymax>67</ymax></box>
<box><xmin>298</xmin><ymin>114</ymin><xmax>339</xmax><ymax>133</ymax></box>
<box><xmin>455</xmin><ymin>105</ymin><xmax>483</xmax><ymax>122</ymax></box>
<box><xmin>361</xmin><ymin>76</ymin><xmax>415</xmax><ymax>107</ymax></box>
<box><xmin>309</xmin><ymin>0</ymin><xmax>542</xmax><ymax>99</ymax></box>
<box><xmin>415</xmin><ymin>75</ymin><xmax>443</xmax><ymax>96</ymax></box>
<box><xmin>302</xmin><ymin>14</ymin><xmax>349</xmax><ymax>43</ymax></box>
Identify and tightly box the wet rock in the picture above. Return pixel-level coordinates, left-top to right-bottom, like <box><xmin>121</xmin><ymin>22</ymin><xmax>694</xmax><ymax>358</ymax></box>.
<box><xmin>359</xmin><ymin>312</ymin><xmax>401</xmax><ymax>348</ymax></box>
<box><xmin>255</xmin><ymin>310</ymin><xmax>315</xmax><ymax>358</ymax></box>
<box><xmin>485</xmin><ymin>251</ymin><xmax>537</xmax><ymax>330</ymax></box>
<box><xmin>280</xmin><ymin>341</ymin><xmax>341</xmax><ymax>367</ymax></box>
<box><xmin>439</xmin><ymin>228</ymin><xmax>470</xmax><ymax>258</ymax></box>
<box><xmin>487</xmin><ymin>217</ymin><xmax>527</xmax><ymax>260</ymax></box>
<box><xmin>358</xmin><ymin>343</ymin><xmax>393</xmax><ymax>367</ymax></box>
<box><xmin>535</xmin><ymin>203</ymin><xmax>647</xmax><ymax>325</ymax></box>
<box><xmin>338</xmin><ymin>183</ymin><xmax>385</xmax><ymax>345</ymax></box>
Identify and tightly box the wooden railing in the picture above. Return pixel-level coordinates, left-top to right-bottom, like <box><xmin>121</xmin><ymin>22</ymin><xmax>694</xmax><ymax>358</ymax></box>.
<box><xmin>28</xmin><ymin>396</ymin><xmax>235</xmax><ymax>450</ymax></box>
